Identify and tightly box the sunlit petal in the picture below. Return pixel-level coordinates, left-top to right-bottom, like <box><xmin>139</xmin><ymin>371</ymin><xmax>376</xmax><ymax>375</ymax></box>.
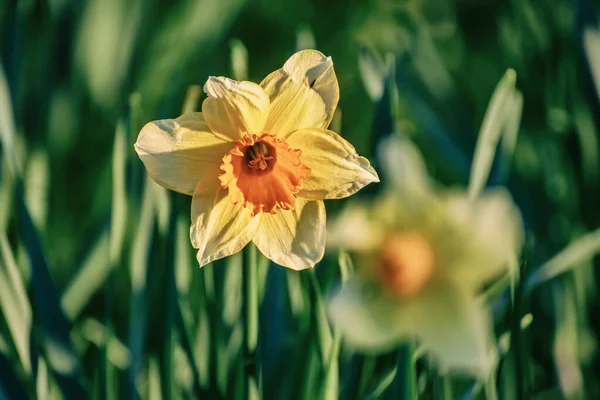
<box><xmin>328</xmin><ymin>278</ymin><xmax>414</xmax><ymax>352</ymax></box>
<box><xmin>412</xmin><ymin>278</ymin><xmax>496</xmax><ymax>374</ymax></box>
<box><xmin>252</xmin><ymin>199</ymin><xmax>325</xmax><ymax>270</ymax></box>
<box><xmin>202</xmin><ymin>77</ymin><xmax>270</xmax><ymax>141</ymax></box>
<box><xmin>261</xmin><ymin>50</ymin><xmax>339</xmax><ymax>135</ymax></box>
<box><xmin>326</xmin><ymin>201</ymin><xmax>385</xmax><ymax>252</ymax></box>
<box><xmin>190</xmin><ymin>185</ymin><xmax>262</xmax><ymax>267</ymax></box>
<box><xmin>285</xmin><ymin>128</ymin><xmax>379</xmax><ymax>200</ymax></box>
<box><xmin>378</xmin><ymin>135</ymin><xmax>433</xmax><ymax>202</ymax></box>
<box><xmin>134</xmin><ymin>113</ymin><xmax>231</xmax><ymax>195</ymax></box>
<box><xmin>445</xmin><ymin>189</ymin><xmax>524</xmax><ymax>287</ymax></box>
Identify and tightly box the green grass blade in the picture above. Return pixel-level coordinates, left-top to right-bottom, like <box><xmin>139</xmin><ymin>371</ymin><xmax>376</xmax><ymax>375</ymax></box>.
<box><xmin>468</xmin><ymin>69</ymin><xmax>518</xmax><ymax>199</ymax></box>
<box><xmin>109</xmin><ymin>118</ymin><xmax>129</xmax><ymax>270</ymax></box>
<box><xmin>36</xmin><ymin>357</ymin><xmax>50</xmax><ymax>400</ymax></box>
<box><xmin>553</xmin><ymin>280</ymin><xmax>585</xmax><ymax>399</ymax></box>
<box><xmin>242</xmin><ymin>244</ymin><xmax>260</xmax><ymax>400</ymax></box>
<box><xmin>0</xmin><ymin>63</ymin><xmax>20</xmax><ymax>177</ymax></box>
<box><xmin>148</xmin><ymin>357</ymin><xmax>163</xmax><ymax>400</ymax></box>
<box><xmin>182</xmin><ymin>85</ymin><xmax>203</xmax><ymax>114</ymax></box>
<box><xmin>62</xmin><ymin>114</ymin><xmax>129</xmax><ymax>320</ymax></box>
<box><xmin>136</xmin><ymin>0</ymin><xmax>247</xmax><ymax>113</ymax></box>
<box><xmin>2</xmin><ymin>56</ymin><xmax>86</xmax><ymax>399</ymax></box>
<box><xmin>78</xmin><ymin>318</ymin><xmax>131</xmax><ymax>370</ymax></box>
<box><xmin>496</xmin><ymin>90</ymin><xmax>523</xmax><ymax>183</ymax></box>
<box><xmin>176</xmin><ymin>301</ymin><xmax>204</xmax><ymax>397</ymax></box>
<box><xmin>61</xmin><ymin>226</ymin><xmax>110</xmax><ymax>320</ymax></box>
<box><xmin>583</xmin><ymin>26</ymin><xmax>600</xmax><ymax>100</ymax></box>
<box><xmin>16</xmin><ymin>186</ymin><xmax>87</xmax><ymax>398</ymax></box>
<box><xmin>526</xmin><ymin>228</ymin><xmax>600</xmax><ymax>291</ymax></box>
<box><xmin>0</xmin><ymin>162</ymin><xmax>14</xmax><ymax>233</ymax></box>
<box><xmin>0</xmin><ymin>233</ymin><xmax>32</xmax><ymax>375</ymax></box>
<box><xmin>0</xmin><ymin>349</ymin><xmax>29</xmax><ymax>400</ymax></box>
<box><xmin>159</xmin><ymin>193</ymin><xmax>178</xmax><ymax>400</ymax></box>
<box><xmin>127</xmin><ymin>176</ymin><xmax>158</xmax><ymax>397</ymax></box>
<box><xmin>306</xmin><ymin>270</ymin><xmax>337</xmax><ymax>399</ymax></box>
<box><xmin>24</xmin><ymin>149</ymin><xmax>50</xmax><ymax>231</ymax></box>
<box><xmin>230</xmin><ymin>39</ymin><xmax>248</xmax><ymax>81</ymax></box>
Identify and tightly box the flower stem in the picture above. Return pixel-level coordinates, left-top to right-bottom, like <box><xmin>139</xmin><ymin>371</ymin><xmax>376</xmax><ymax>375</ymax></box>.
<box><xmin>397</xmin><ymin>342</ymin><xmax>415</xmax><ymax>400</ymax></box>
<box><xmin>242</xmin><ymin>244</ymin><xmax>260</xmax><ymax>399</ymax></box>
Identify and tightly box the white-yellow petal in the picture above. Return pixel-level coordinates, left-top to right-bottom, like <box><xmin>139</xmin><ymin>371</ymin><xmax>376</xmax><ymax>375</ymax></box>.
<box><xmin>445</xmin><ymin>188</ymin><xmax>524</xmax><ymax>287</ymax></box>
<box><xmin>202</xmin><ymin>77</ymin><xmax>270</xmax><ymax>141</ymax></box>
<box><xmin>134</xmin><ymin>113</ymin><xmax>231</xmax><ymax>195</ymax></box>
<box><xmin>252</xmin><ymin>199</ymin><xmax>325</xmax><ymax>270</ymax></box>
<box><xmin>328</xmin><ymin>278</ymin><xmax>414</xmax><ymax>353</ymax></box>
<box><xmin>378</xmin><ymin>135</ymin><xmax>433</xmax><ymax>202</ymax></box>
<box><xmin>326</xmin><ymin>202</ymin><xmax>385</xmax><ymax>252</ymax></box>
<box><xmin>285</xmin><ymin>128</ymin><xmax>379</xmax><ymax>200</ymax></box>
<box><xmin>261</xmin><ymin>50</ymin><xmax>339</xmax><ymax>136</ymax></box>
<box><xmin>190</xmin><ymin>186</ymin><xmax>262</xmax><ymax>267</ymax></box>
<box><xmin>412</xmin><ymin>279</ymin><xmax>496</xmax><ymax>375</ymax></box>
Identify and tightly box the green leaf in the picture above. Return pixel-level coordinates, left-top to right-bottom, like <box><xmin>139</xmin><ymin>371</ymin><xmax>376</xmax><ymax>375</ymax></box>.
<box><xmin>0</xmin><ymin>233</ymin><xmax>32</xmax><ymax>375</ymax></box>
<box><xmin>0</xmin><ymin>63</ymin><xmax>20</xmax><ymax>177</ymax></box>
<box><xmin>182</xmin><ymin>85</ymin><xmax>203</xmax><ymax>114</ymax></box>
<box><xmin>230</xmin><ymin>39</ymin><xmax>248</xmax><ymax>81</ymax></box>
<box><xmin>583</xmin><ymin>26</ymin><xmax>600</xmax><ymax>101</ymax></box>
<box><xmin>468</xmin><ymin>69</ymin><xmax>521</xmax><ymax>199</ymax></box>
<box><xmin>526</xmin><ymin>228</ymin><xmax>600</xmax><ymax>291</ymax></box>
<box><xmin>128</xmin><ymin>176</ymin><xmax>159</xmax><ymax>397</ymax></box>
<box><xmin>0</xmin><ymin>162</ymin><xmax>14</xmax><ymax>233</ymax></box>
<box><xmin>61</xmin><ymin>225</ymin><xmax>110</xmax><ymax>320</ymax></box>
<box><xmin>148</xmin><ymin>357</ymin><xmax>163</xmax><ymax>400</ymax></box>
<box><xmin>0</xmin><ymin>350</ymin><xmax>29</xmax><ymax>400</ymax></box>
<box><xmin>242</xmin><ymin>244</ymin><xmax>260</xmax><ymax>400</ymax></box>
<box><xmin>62</xmin><ymin>115</ymin><xmax>129</xmax><ymax>320</ymax></box>
<box><xmin>552</xmin><ymin>280</ymin><xmax>586</xmax><ymax>400</ymax></box>
<box><xmin>17</xmin><ymin>186</ymin><xmax>87</xmax><ymax>398</ymax></box>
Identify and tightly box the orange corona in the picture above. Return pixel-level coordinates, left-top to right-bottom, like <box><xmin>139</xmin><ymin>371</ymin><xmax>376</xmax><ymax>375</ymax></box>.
<box><xmin>219</xmin><ymin>133</ymin><xmax>312</xmax><ymax>215</ymax></box>
<box><xmin>377</xmin><ymin>233</ymin><xmax>435</xmax><ymax>297</ymax></box>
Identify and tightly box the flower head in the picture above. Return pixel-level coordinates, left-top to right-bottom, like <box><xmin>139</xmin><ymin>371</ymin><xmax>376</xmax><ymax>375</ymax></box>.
<box><xmin>327</xmin><ymin>136</ymin><xmax>523</xmax><ymax>374</ymax></box>
<box><xmin>134</xmin><ymin>50</ymin><xmax>379</xmax><ymax>270</ymax></box>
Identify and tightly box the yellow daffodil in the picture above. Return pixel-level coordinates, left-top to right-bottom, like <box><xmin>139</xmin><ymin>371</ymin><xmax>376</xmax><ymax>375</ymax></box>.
<box><xmin>134</xmin><ymin>50</ymin><xmax>379</xmax><ymax>270</ymax></box>
<box><xmin>327</xmin><ymin>136</ymin><xmax>523</xmax><ymax>374</ymax></box>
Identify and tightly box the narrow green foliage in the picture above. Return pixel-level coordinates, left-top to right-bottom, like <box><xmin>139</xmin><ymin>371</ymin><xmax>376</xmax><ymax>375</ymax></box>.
<box><xmin>0</xmin><ymin>233</ymin><xmax>32</xmax><ymax>375</ymax></box>
<box><xmin>61</xmin><ymin>228</ymin><xmax>110</xmax><ymax>320</ymax></box>
<box><xmin>230</xmin><ymin>39</ymin><xmax>249</xmax><ymax>81</ymax></box>
<box><xmin>242</xmin><ymin>244</ymin><xmax>260</xmax><ymax>400</ymax></box>
<box><xmin>527</xmin><ymin>228</ymin><xmax>600</xmax><ymax>291</ymax></box>
<box><xmin>128</xmin><ymin>177</ymin><xmax>158</xmax><ymax>397</ymax></box>
<box><xmin>468</xmin><ymin>69</ymin><xmax>521</xmax><ymax>199</ymax></box>
<box><xmin>0</xmin><ymin>64</ymin><xmax>20</xmax><ymax>177</ymax></box>
<box><xmin>1</xmin><ymin>1</ymin><xmax>600</xmax><ymax>399</ymax></box>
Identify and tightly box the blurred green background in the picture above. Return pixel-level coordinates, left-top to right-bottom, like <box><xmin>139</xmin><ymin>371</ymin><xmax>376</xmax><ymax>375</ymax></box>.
<box><xmin>1</xmin><ymin>0</ymin><xmax>600</xmax><ymax>398</ymax></box>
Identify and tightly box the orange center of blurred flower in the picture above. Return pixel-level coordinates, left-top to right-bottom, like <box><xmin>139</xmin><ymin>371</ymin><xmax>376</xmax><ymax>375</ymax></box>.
<box><xmin>376</xmin><ymin>233</ymin><xmax>435</xmax><ymax>298</ymax></box>
<box><xmin>219</xmin><ymin>133</ymin><xmax>311</xmax><ymax>215</ymax></box>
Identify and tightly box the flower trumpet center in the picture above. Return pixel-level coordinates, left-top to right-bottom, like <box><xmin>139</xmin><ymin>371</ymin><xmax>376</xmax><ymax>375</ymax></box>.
<box><xmin>376</xmin><ymin>233</ymin><xmax>435</xmax><ymax>298</ymax></box>
<box><xmin>246</xmin><ymin>141</ymin><xmax>274</xmax><ymax>171</ymax></box>
<box><xmin>219</xmin><ymin>133</ymin><xmax>311</xmax><ymax>215</ymax></box>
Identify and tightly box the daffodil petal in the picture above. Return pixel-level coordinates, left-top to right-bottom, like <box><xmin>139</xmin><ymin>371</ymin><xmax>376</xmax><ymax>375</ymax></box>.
<box><xmin>378</xmin><ymin>135</ymin><xmax>433</xmax><ymax>201</ymax></box>
<box><xmin>445</xmin><ymin>189</ymin><xmax>524</xmax><ymax>287</ymax></box>
<box><xmin>134</xmin><ymin>113</ymin><xmax>232</xmax><ymax>195</ymax></box>
<box><xmin>328</xmin><ymin>278</ymin><xmax>413</xmax><ymax>353</ymax></box>
<box><xmin>261</xmin><ymin>50</ymin><xmax>339</xmax><ymax>135</ymax></box>
<box><xmin>252</xmin><ymin>199</ymin><xmax>325</xmax><ymax>270</ymax></box>
<box><xmin>190</xmin><ymin>185</ymin><xmax>262</xmax><ymax>267</ymax></box>
<box><xmin>412</xmin><ymin>279</ymin><xmax>496</xmax><ymax>375</ymax></box>
<box><xmin>285</xmin><ymin>128</ymin><xmax>379</xmax><ymax>200</ymax></box>
<box><xmin>202</xmin><ymin>77</ymin><xmax>270</xmax><ymax>141</ymax></box>
<box><xmin>326</xmin><ymin>201</ymin><xmax>385</xmax><ymax>252</ymax></box>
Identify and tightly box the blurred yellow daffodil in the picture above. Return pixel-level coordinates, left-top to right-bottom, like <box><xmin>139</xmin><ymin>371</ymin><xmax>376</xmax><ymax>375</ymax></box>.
<box><xmin>134</xmin><ymin>50</ymin><xmax>378</xmax><ymax>269</ymax></box>
<box><xmin>327</xmin><ymin>136</ymin><xmax>523</xmax><ymax>374</ymax></box>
